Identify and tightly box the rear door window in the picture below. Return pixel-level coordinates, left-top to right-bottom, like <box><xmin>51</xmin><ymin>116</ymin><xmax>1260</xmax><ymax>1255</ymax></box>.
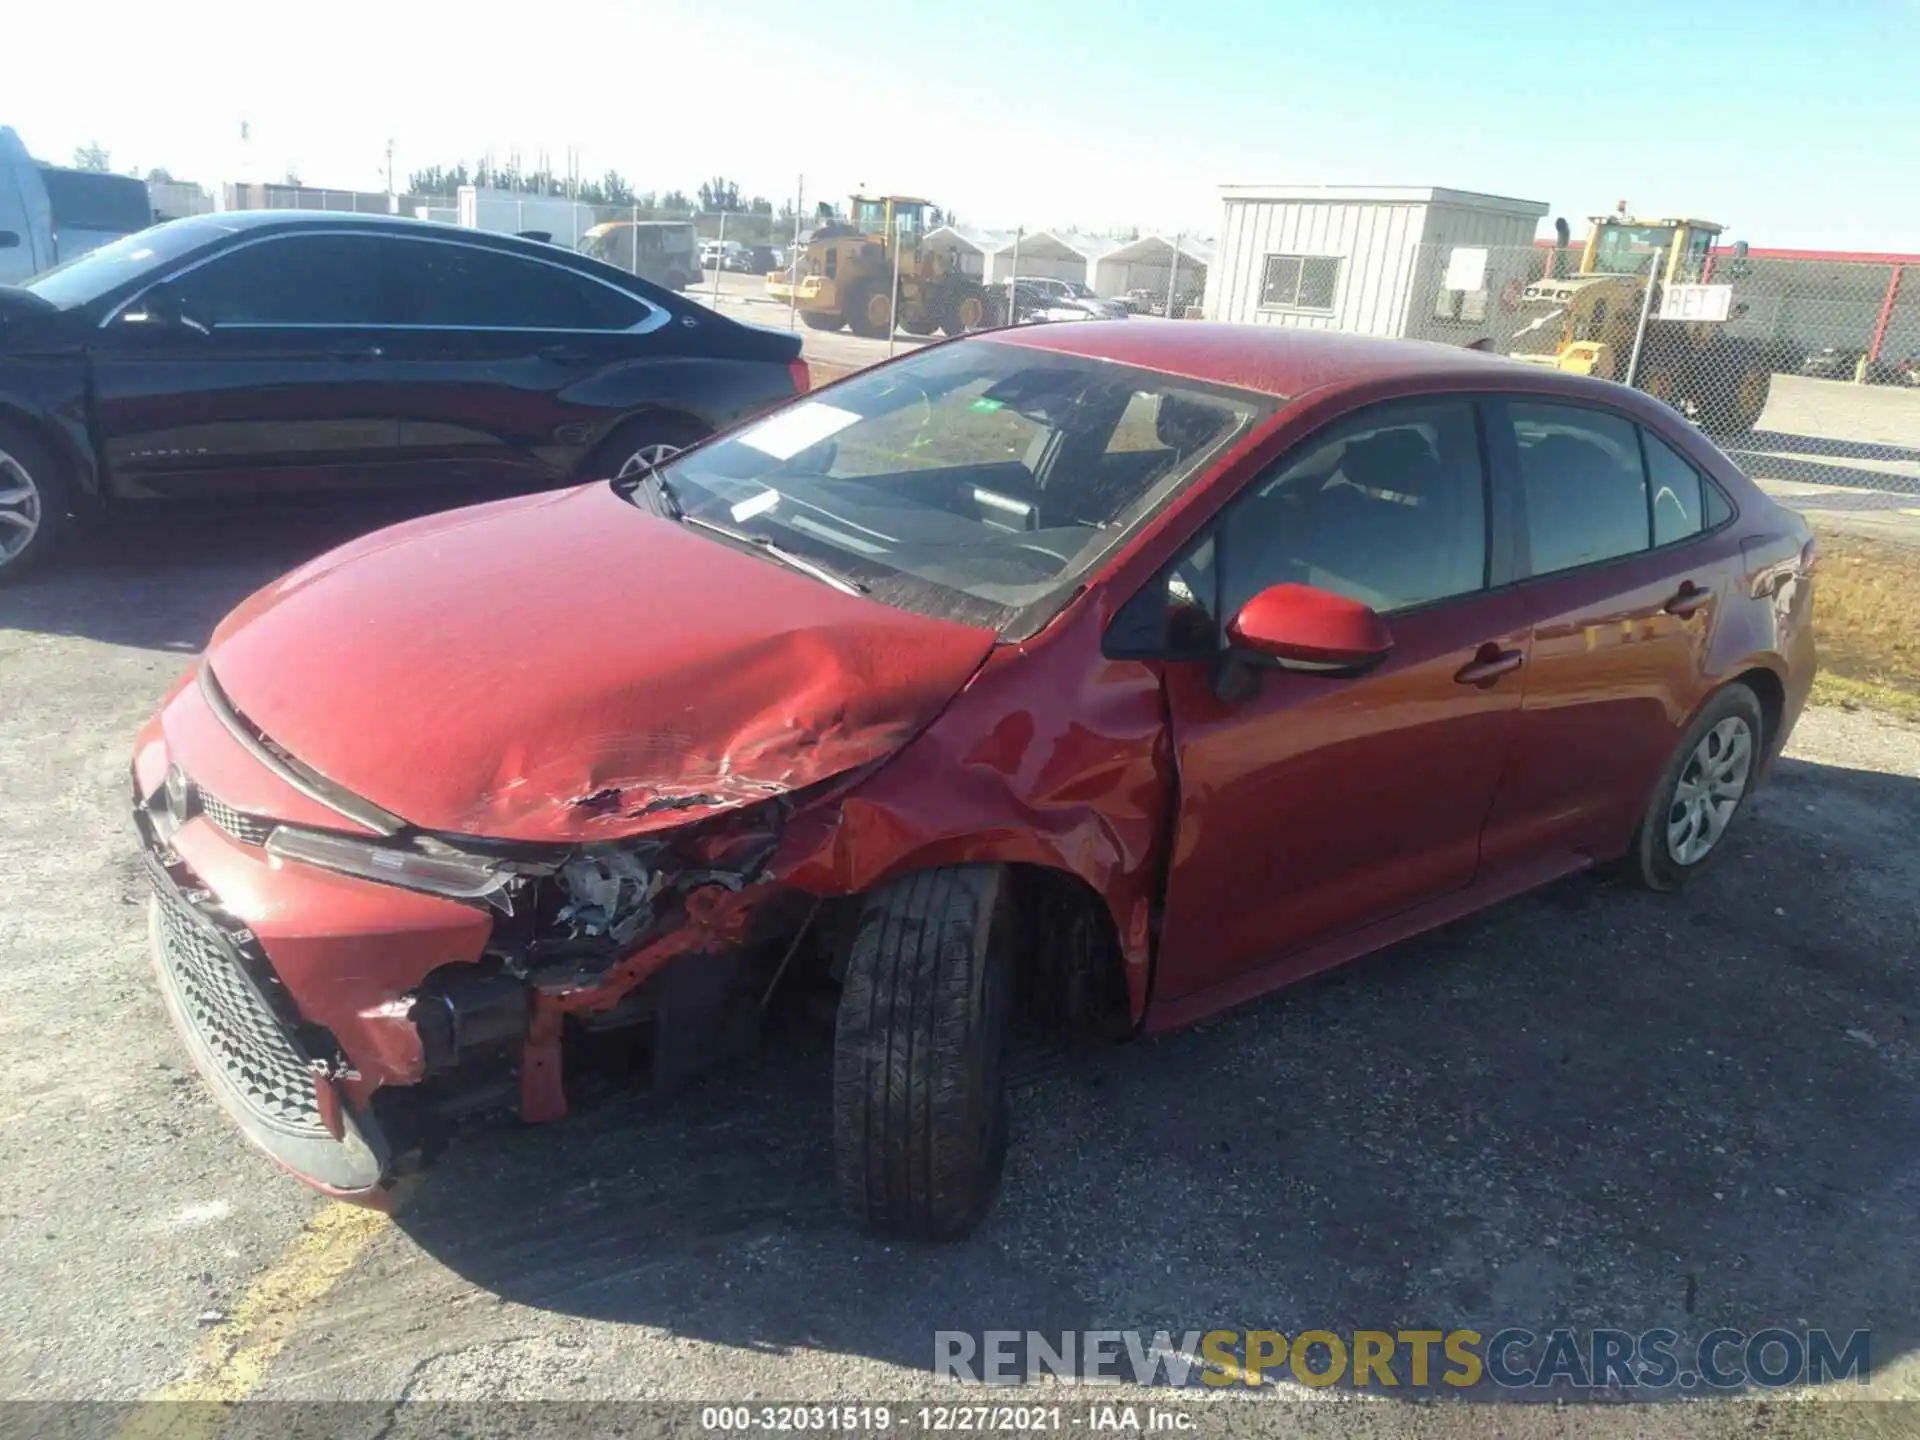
<box><xmin>381</xmin><ymin>239</ymin><xmax>651</xmax><ymax>330</ymax></box>
<box><xmin>1507</xmin><ymin>402</ymin><xmax>1651</xmax><ymax>576</ymax></box>
<box><xmin>1642</xmin><ymin>428</ymin><xmax>1731</xmax><ymax>546</ymax></box>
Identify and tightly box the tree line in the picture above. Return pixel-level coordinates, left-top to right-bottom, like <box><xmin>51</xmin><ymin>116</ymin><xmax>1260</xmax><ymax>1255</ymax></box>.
<box><xmin>405</xmin><ymin>163</ymin><xmax>795</xmax><ymax>218</ymax></box>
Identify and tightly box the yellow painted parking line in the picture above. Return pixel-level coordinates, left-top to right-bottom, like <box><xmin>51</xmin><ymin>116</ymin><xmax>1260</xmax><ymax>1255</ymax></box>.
<box><xmin>118</xmin><ymin>1199</ymin><xmax>396</xmax><ymax>1440</ymax></box>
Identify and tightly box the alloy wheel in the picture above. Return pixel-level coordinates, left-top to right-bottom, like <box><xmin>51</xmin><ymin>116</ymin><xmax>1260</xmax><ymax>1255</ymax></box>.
<box><xmin>0</xmin><ymin>449</ymin><xmax>43</xmax><ymax>569</ymax></box>
<box><xmin>1665</xmin><ymin>716</ymin><xmax>1754</xmax><ymax>865</ymax></box>
<box><xmin>615</xmin><ymin>442</ymin><xmax>684</xmax><ymax>480</ymax></box>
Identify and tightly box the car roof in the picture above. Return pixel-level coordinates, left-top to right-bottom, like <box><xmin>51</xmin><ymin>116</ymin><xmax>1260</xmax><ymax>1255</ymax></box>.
<box><xmin>149</xmin><ymin>209</ymin><xmax>593</xmax><ymax>261</ymax></box>
<box><xmin>984</xmin><ymin>320</ymin><xmax>1568</xmax><ymax>401</ymax></box>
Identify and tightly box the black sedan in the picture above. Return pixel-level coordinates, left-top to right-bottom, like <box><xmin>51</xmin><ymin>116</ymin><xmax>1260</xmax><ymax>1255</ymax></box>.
<box><xmin>0</xmin><ymin>212</ymin><xmax>808</xmax><ymax>578</ymax></box>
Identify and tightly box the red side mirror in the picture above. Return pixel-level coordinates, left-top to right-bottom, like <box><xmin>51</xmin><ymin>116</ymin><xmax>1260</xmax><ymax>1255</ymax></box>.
<box><xmin>1226</xmin><ymin>583</ymin><xmax>1393</xmax><ymax>672</ymax></box>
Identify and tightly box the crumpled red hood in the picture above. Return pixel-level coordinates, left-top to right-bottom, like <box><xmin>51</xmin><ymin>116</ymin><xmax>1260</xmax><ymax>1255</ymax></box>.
<box><xmin>204</xmin><ymin>484</ymin><xmax>998</xmax><ymax>842</ymax></box>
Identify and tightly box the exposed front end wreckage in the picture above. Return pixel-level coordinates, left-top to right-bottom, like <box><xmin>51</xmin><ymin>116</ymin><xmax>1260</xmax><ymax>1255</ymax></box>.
<box><xmin>130</xmin><ymin>661</ymin><xmax>985</xmax><ymax>1204</ymax></box>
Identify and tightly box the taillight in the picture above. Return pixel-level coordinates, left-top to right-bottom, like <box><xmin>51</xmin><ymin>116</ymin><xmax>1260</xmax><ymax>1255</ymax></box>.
<box><xmin>789</xmin><ymin>358</ymin><xmax>811</xmax><ymax>394</ymax></box>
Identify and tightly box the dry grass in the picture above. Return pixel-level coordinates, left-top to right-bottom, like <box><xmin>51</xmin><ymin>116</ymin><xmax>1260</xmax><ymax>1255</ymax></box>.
<box><xmin>1810</xmin><ymin>530</ymin><xmax>1920</xmax><ymax>722</ymax></box>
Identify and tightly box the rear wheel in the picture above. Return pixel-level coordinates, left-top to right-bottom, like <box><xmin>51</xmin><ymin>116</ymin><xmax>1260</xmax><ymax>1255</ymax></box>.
<box><xmin>1623</xmin><ymin>684</ymin><xmax>1764</xmax><ymax>891</ymax></box>
<box><xmin>579</xmin><ymin>414</ymin><xmax>708</xmax><ymax>484</ymax></box>
<box><xmin>833</xmin><ymin>865</ymin><xmax>1014</xmax><ymax>1239</ymax></box>
<box><xmin>0</xmin><ymin>421</ymin><xmax>72</xmax><ymax>584</ymax></box>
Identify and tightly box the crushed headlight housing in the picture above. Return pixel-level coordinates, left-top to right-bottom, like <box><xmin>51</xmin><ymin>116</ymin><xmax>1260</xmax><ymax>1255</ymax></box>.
<box><xmin>266</xmin><ymin>826</ymin><xmax>520</xmax><ymax>908</ymax></box>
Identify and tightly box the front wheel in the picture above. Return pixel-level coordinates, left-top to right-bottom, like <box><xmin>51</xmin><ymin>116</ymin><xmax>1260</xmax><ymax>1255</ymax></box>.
<box><xmin>0</xmin><ymin>421</ymin><xmax>72</xmax><ymax>585</ymax></box>
<box><xmin>833</xmin><ymin>865</ymin><xmax>1014</xmax><ymax>1239</ymax></box>
<box><xmin>1623</xmin><ymin>684</ymin><xmax>1764</xmax><ymax>890</ymax></box>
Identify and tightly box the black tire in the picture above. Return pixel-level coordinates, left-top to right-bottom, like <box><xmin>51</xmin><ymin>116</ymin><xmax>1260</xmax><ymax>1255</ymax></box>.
<box><xmin>0</xmin><ymin>420</ymin><xmax>73</xmax><ymax>585</ymax></box>
<box><xmin>578</xmin><ymin>413</ymin><xmax>708</xmax><ymax>484</ymax></box>
<box><xmin>833</xmin><ymin>865</ymin><xmax>1014</xmax><ymax>1240</ymax></box>
<box><xmin>941</xmin><ymin>287</ymin><xmax>1001</xmax><ymax>336</ymax></box>
<box><xmin>843</xmin><ymin>279</ymin><xmax>892</xmax><ymax>339</ymax></box>
<box><xmin>900</xmin><ymin>312</ymin><xmax>941</xmax><ymax>337</ymax></box>
<box><xmin>801</xmin><ymin>310</ymin><xmax>843</xmax><ymax>332</ymax></box>
<box><xmin>1622</xmin><ymin>684</ymin><xmax>1765</xmax><ymax>891</ymax></box>
<box><xmin>1697</xmin><ymin>364</ymin><xmax>1771</xmax><ymax>439</ymax></box>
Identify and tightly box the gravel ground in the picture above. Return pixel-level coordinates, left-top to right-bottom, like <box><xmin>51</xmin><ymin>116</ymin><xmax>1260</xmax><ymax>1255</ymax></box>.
<box><xmin>1</xmin><ymin>500</ymin><xmax>1916</xmax><ymax>1435</ymax></box>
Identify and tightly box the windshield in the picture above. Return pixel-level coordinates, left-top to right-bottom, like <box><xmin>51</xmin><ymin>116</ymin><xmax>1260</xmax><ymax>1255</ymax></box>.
<box><xmin>24</xmin><ymin>219</ymin><xmax>212</xmax><ymax>307</ymax></box>
<box><xmin>630</xmin><ymin>340</ymin><xmax>1268</xmax><ymax>634</ymax></box>
<box><xmin>1588</xmin><ymin>224</ymin><xmax>1673</xmax><ymax>277</ymax></box>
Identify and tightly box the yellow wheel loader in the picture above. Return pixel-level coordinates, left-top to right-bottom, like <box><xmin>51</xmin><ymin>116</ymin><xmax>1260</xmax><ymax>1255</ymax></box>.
<box><xmin>767</xmin><ymin>196</ymin><xmax>1003</xmax><ymax>339</ymax></box>
<box><xmin>1511</xmin><ymin>215</ymin><xmax>1775</xmax><ymax>437</ymax></box>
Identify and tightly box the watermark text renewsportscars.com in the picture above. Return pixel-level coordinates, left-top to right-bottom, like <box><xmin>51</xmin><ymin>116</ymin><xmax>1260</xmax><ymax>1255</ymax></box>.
<box><xmin>935</xmin><ymin>1327</ymin><xmax>1871</xmax><ymax>1391</ymax></box>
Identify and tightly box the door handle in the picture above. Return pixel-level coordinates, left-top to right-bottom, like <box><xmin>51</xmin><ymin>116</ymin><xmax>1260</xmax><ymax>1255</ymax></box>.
<box><xmin>539</xmin><ymin>344</ymin><xmax>593</xmax><ymax>364</ymax></box>
<box><xmin>342</xmin><ymin>344</ymin><xmax>386</xmax><ymax>361</ymax></box>
<box><xmin>1664</xmin><ymin>582</ymin><xmax>1711</xmax><ymax>617</ymax></box>
<box><xmin>1455</xmin><ymin>644</ymin><xmax>1524</xmax><ymax>687</ymax></box>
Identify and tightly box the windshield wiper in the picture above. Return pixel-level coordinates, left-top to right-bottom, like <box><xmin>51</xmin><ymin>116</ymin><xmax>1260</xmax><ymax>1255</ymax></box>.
<box><xmin>679</xmin><ymin>513</ymin><xmax>869</xmax><ymax>595</ymax></box>
<box><xmin>618</xmin><ymin>465</ymin><xmax>866</xmax><ymax>595</ymax></box>
<box><xmin>615</xmin><ymin>465</ymin><xmax>686</xmax><ymax>521</ymax></box>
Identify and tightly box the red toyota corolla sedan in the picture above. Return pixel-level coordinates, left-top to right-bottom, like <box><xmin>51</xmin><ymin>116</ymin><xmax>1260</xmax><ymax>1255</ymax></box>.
<box><xmin>131</xmin><ymin>323</ymin><xmax>1817</xmax><ymax>1237</ymax></box>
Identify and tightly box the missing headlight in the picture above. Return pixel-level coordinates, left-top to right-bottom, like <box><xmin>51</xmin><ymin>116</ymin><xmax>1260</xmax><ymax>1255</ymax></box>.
<box><xmin>555</xmin><ymin>850</ymin><xmax>664</xmax><ymax>946</ymax></box>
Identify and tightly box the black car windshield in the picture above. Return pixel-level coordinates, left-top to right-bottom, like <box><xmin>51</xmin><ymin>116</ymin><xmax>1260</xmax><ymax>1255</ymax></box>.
<box><xmin>628</xmin><ymin>339</ymin><xmax>1270</xmax><ymax>635</ymax></box>
<box><xmin>23</xmin><ymin>220</ymin><xmax>218</xmax><ymax>308</ymax></box>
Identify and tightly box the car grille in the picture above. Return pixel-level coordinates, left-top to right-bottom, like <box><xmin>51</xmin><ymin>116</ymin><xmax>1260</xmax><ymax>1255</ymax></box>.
<box><xmin>196</xmin><ymin>789</ymin><xmax>276</xmax><ymax>847</ymax></box>
<box><xmin>147</xmin><ymin>858</ymin><xmax>326</xmax><ymax>1136</ymax></box>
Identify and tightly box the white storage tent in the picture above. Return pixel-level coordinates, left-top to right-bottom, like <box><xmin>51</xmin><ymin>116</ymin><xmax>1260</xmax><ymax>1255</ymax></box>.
<box><xmin>1092</xmin><ymin>235</ymin><xmax>1215</xmax><ymax>303</ymax></box>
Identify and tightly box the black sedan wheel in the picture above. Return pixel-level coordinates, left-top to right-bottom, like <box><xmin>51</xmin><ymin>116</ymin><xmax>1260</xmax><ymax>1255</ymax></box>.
<box><xmin>0</xmin><ymin>423</ymin><xmax>70</xmax><ymax>583</ymax></box>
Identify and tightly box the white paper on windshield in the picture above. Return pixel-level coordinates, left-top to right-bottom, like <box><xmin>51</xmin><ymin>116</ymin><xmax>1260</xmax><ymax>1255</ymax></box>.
<box><xmin>737</xmin><ymin>402</ymin><xmax>861</xmax><ymax>461</ymax></box>
<box><xmin>730</xmin><ymin>488</ymin><xmax>781</xmax><ymax>523</ymax></box>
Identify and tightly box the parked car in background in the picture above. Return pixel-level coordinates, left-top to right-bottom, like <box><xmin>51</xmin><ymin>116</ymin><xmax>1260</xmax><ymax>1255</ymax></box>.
<box><xmin>0</xmin><ymin>212</ymin><xmax>808</xmax><ymax>578</ymax></box>
<box><xmin>579</xmin><ymin>219</ymin><xmax>699</xmax><ymax>291</ymax></box>
<box><xmin>130</xmin><ymin>322</ymin><xmax>1815</xmax><ymax>1236</ymax></box>
<box><xmin>738</xmin><ymin>245</ymin><xmax>783</xmax><ymax>275</ymax></box>
<box><xmin>1120</xmin><ymin>285</ymin><xmax>1205</xmax><ymax>317</ymax></box>
<box><xmin>1797</xmin><ymin>346</ymin><xmax>1920</xmax><ymax>386</ymax></box>
<box><xmin>1005</xmin><ymin>276</ymin><xmax>1126</xmax><ymax>323</ymax></box>
<box><xmin>0</xmin><ymin>126</ymin><xmax>155</xmax><ymax>284</ymax></box>
<box><xmin>1799</xmin><ymin>347</ymin><xmax>1864</xmax><ymax>381</ymax></box>
<box><xmin>700</xmin><ymin>239</ymin><xmax>745</xmax><ymax>272</ymax></box>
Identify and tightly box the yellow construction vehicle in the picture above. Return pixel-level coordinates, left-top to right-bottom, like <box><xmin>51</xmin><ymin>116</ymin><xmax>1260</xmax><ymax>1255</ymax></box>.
<box><xmin>766</xmin><ymin>195</ymin><xmax>1002</xmax><ymax>338</ymax></box>
<box><xmin>1511</xmin><ymin>215</ymin><xmax>1774</xmax><ymax>436</ymax></box>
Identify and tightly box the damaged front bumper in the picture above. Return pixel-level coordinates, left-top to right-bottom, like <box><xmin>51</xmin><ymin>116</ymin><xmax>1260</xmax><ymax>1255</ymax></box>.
<box><xmin>132</xmin><ymin>672</ymin><xmax>832</xmax><ymax>1203</ymax></box>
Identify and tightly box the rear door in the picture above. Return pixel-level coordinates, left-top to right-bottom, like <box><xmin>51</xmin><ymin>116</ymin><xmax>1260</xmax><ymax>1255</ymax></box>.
<box><xmin>371</xmin><ymin>235</ymin><xmax>672</xmax><ymax>488</ymax></box>
<box><xmin>1144</xmin><ymin>397</ymin><xmax>1536</xmax><ymax>1005</ymax></box>
<box><xmin>89</xmin><ymin>230</ymin><xmax>408</xmax><ymax>498</ymax></box>
<box><xmin>1477</xmin><ymin>399</ymin><xmax>1742</xmax><ymax>873</ymax></box>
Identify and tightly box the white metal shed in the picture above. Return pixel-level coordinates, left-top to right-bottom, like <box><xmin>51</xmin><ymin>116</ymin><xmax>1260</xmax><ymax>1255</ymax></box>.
<box><xmin>1204</xmin><ymin>185</ymin><xmax>1548</xmax><ymax>336</ymax></box>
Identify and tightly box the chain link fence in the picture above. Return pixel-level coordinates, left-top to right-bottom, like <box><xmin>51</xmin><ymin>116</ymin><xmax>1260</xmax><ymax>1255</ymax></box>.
<box><xmin>147</xmin><ymin>168</ymin><xmax>1920</xmax><ymax>497</ymax></box>
<box><xmin>1395</xmin><ymin>241</ymin><xmax>1920</xmax><ymax>495</ymax></box>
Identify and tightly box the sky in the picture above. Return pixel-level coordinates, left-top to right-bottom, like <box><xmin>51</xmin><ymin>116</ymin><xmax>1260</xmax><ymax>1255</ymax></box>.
<box><xmin>10</xmin><ymin>0</ymin><xmax>1918</xmax><ymax>251</ymax></box>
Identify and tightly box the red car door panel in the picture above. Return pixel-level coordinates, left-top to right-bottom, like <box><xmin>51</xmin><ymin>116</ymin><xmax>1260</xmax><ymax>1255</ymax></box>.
<box><xmin>1156</xmin><ymin>591</ymin><xmax>1535</xmax><ymax>1003</ymax></box>
<box><xmin>1477</xmin><ymin>399</ymin><xmax>1737</xmax><ymax>873</ymax></box>
<box><xmin>1142</xmin><ymin>396</ymin><xmax>1531</xmax><ymax>1006</ymax></box>
<box><xmin>1478</xmin><ymin>545</ymin><xmax>1735</xmax><ymax>871</ymax></box>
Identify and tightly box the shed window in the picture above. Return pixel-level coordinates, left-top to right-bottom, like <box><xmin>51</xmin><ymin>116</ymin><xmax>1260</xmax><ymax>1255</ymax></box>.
<box><xmin>1260</xmin><ymin>253</ymin><xmax>1342</xmax><ymax>311</ymax></box>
